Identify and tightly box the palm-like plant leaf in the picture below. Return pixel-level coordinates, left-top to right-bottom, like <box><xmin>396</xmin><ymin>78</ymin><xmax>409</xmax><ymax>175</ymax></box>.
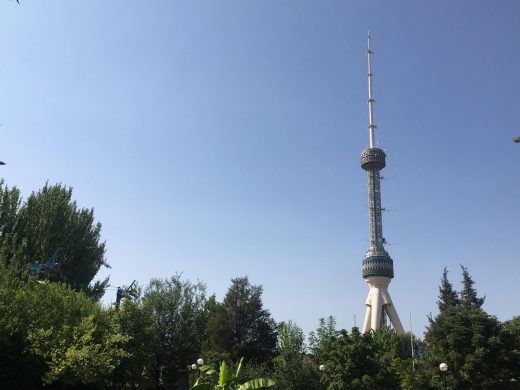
<box><xmin>238</xmin><ymin>378</ymin><xmax>275</xmax><ymax>389</ymax></box>
<box><xmin>190</xmin><ymin>358</ymin><xmax>275</xmax><ymax>390</ymax></box>
<box><xmin>218</xmin><ymin>360</ymin><xmax>230</xmax><ymax>387</ymax></box>
<box><xmin>190</xmin><ymin>384</ymin><xmax>214</xmax><ymax>390</ymax></box>
<box><xmin>235</xmin><ymin>357</ymin><xmax>244</xmax><ymax>379</ymax></box>
<box><xmin>199</xmin><ymin>364</ymin><xmax>219</xmax><ymax>382</ymax></box>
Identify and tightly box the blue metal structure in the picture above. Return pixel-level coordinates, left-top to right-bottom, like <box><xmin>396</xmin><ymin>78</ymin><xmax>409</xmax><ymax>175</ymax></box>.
<box><xmin>116</xmin><ymin>280</ymin><xmax>138</xmax><ymax>308</ymax></box>
<box><xmin>28</xmin><ymin>248</ymin><xmax>61</xmax><ymax>279</ymax></box>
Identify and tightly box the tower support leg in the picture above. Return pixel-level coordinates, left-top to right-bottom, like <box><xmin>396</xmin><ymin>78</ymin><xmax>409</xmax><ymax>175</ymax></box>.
<box><xmin>362</xmin><ymin>300</ymin><xmax>372</xmax><ymax>332</ymax></box>
<box><xmin>370</xmin><ymin>287</ymin><xmax>382</xmax><ymax>331</ymax></box>
<box><xmin>362</xmin><ymin>276</ymin><xmax>404</xmax><ymax>334</ymax></box>
<box><xmin>385</xmin><ymin>301</ymin><xmax>404</xmax><ymax>333</ymax></box>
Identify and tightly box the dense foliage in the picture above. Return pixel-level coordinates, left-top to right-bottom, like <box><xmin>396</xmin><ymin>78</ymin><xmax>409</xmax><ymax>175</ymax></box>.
<box><xmin>192</xmin><ymin>357</ymin><xmax>275</xmax><ymax>390</ymax></box>
<box><xmin>1</xmin><ymin>181</ymin><xmax>520</xmax><ymax>389</ymax></box>
<box><xmin>0</xmin><ymin>269</ymin><xmax>128</xmax><ymax>388</ymax></box>
<box><xmin>204</xmin><ymin>277</ymin><xmax>278</xmax><ymax>363</ymax></box>
<box><xmin>0</xmin><ymin>182</ymin><xmax>108</xmax><ymax>297</ymax></box>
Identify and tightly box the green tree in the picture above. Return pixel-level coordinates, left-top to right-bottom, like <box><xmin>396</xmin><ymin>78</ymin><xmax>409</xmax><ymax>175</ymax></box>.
<box><xmin>394</xmin><ymin>333</ymin><xmax>430</xmax><ymax>390</ymax></box>
<box><xmin>0</xmin><ymin>182</ymin><xmax>23</xmax><ymax>265</ymax></box>
<box><xmin>423</xmin><ymin>268</ymin><xmax>514</xmax><ymax>389</ymax></box>
<box><xmin>501</xmin><ymin>316</ymin><xmax>520</xmax><ymax>383</ymax></box>
<box><xmin>424</xmin><ymin>306</ymin><xmax>510</xmax><ymax>389</ymax></box>
<box><xmin>0</xmin><ymin>182</ymin><xmax>108</xmax><ymax>297</ymax></box>
<box><xmin>28</xmin><ymin>309</ymin><xmax>129</xmax><ymax>387</ymax></box>
<box><xmin>0</xmin><ymin>268</ymin><xmax>45</xmax><ymax>388</ymax></box>
<box><xmin>0</xmin><ymin>272</ymin><xmax>128</xmax><ymax>388</ymax></box>
<box><xmin>308</xmin><ymin>316</ymin><xmax>337</xmax><ymax>367</ymax></box>
<box><xmin>272</xmin><ymin>321</ymin><xmax>320</xmax><ymax>390</ymax></box>
<box><xmin>319</xmin><ymin>327</ymin><xmax>404</xmax><ymax>390</ymax></box>
<box><xmin>311</xmin><ymin>321</ymin><xmax>421</xmax><ymax>390</ymax></box>
<box><xmin>460</xmin><ymin>265</ymin><xmax>485</xmax><ymax>309</ymax></box>
<box><xmin>205</xmin><ymin>277</ymin><xmax>278</xmax><ymax>363</ymax></box>
<box><xmin>437</xmin><ymin>267</ymin><xmax>459</xmax><ymax>312</ymax></box>
<box><xmin>113</xmin><ymin>297</ymin><xmax>158</xmax><ymax>388</ymax></box>
<box><xmin>143</xmin><ymin>274</ymin><xmax>207</xmax><ymax>388</ymax></box>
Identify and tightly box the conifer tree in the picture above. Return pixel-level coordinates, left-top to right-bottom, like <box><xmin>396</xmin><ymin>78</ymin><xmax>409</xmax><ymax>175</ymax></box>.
<box><xmin>204</xmin><ymin>277</ymin><xmax>277</xmax><ymax>363</ymax></box>
<box><xmin>437</xmin><ymin>267</ymin><xmax>459</xmax><ymax>312</ymax></box>
<box><xmin>460</xmin><ymin>265</ymin><xmax>485</xmax><ymax>309</ymax></box>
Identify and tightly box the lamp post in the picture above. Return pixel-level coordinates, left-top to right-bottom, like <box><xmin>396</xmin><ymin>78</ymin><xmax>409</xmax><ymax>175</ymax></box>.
<box><xmin>188</xmin><ymin>363</ymin><xmax>197</xmax><ymax>388</ymax></box>
<box><xmin>439</xmin><ymin>362</ymin><xmax>448</xmax><ymax>389</ymax></box>
<box><xmin>188</xmin><ymin>359</ymin><xmax>204</xmax><ymax>388</ymax></box>
<box><xmin>319</xmin><ymin>364</ymin><xmax>325</xmax><ymax>372</ymax></box>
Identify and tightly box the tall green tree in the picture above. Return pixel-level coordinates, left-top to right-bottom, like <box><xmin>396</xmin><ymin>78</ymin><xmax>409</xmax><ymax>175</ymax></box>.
<box><xmin>423</xmin><ymin>267</ymin><xmax>514</xmax><ymax>389</ymax></box>
<box><xmin>501</xmin><ymin>316</ymin><xmax>520</xmax><ymax>383</ymax></box>
<box><xmin>460</xmin><ymin>265</ymin><xmax>485</xmax><ymax>309</ymax></box>
<box><xmin>424</xmin><ymin>306</ymin><xmax>510</xmax><ymax>389</ymax></box>
<box><xmin>319</xmin><ymin>327</ymin><xmax>406</xmax><ymax>390</ymax></box>
<box><xmin>0</xmin><ymin>182</ymin><xmax>108</xmax><ymax>296</ymax></box>
<box><xmin>272</xmin><ymin>321</ymin><xmax>320</xmax><ymax>390</ymax></box>
<box><xmin>437</xmin><ymin>267</ymin><xmax>459</xmax><ymax>312</ymax></box>
<box><xmin>113</xmin><ymin>297</ymin><xmax>158</xmax><ymax>388</ymax></box>
<box><xmin>143</xmin><ymin>274</ymin><xmax>207</xmax><ymax>388</ymax></box>
<box><xmin>308</xmin><ymin>316</ymin><xmax>337</xmax><ymax>367</ymax></box>
<box><xmin>205</xmin><ymin>277</ymin><xmax>278</xmax><ymax>363</ymax></box>
<box><xmin>0</xmin><ymin>268</ymin><xmax>45</xmax><ymax>388</ymax></box>
<box><xmin>0</xmin><ymin>183</ymin><xmax>23</xmax><ymax>265</ymax></box>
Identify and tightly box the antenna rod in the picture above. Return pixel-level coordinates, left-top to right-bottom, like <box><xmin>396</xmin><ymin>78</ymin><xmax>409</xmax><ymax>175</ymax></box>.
<box><xmin>367</xmin><ymin>32</ymin><xmax>376</xmax><ymax>148</ymax></box>
<box><xmin>410</xmin><ymin>312</ymin><xmax>415</xmax><ymax>372</ymax></box>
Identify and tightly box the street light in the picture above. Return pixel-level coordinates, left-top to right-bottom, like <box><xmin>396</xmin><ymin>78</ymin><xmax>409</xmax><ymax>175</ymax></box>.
<box><xmin>188</xmin><ymin>363</ymin><xmax>198</xmax><ymax>387</ymax></box>
<box><xmin>319</xmin><ymin>364</ymin><xmax>325</xmax><ymax>372</ymax></box>
<box><xmin>439</xmin><ymin>362</ymin><xmax>448</xmax><ymax>389</ymax></box>
<box><xmin>197</xmin><ymin>358</ymin><xmax>204</xmax><ymax>366</ymax></box>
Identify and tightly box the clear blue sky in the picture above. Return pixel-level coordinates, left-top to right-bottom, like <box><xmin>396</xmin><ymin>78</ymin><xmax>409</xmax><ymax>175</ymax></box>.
<box><xmin>1</xmin><ymin>1</ymin><xmax>519</xmax><ymax>337</ymax></box>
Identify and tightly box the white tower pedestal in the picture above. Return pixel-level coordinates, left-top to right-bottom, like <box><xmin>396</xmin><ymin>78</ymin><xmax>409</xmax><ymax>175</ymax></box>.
<box><xmin>362</xmin><ymin>276</ymin><xmax>404</xmax><ymax>333</ymax></box>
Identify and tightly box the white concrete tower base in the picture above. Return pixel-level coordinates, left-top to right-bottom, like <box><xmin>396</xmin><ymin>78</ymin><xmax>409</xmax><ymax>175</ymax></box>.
<box><xmin>362</xmin><ymin>276</ymin><xmax>404</xmax><ymax>333</ymax></box>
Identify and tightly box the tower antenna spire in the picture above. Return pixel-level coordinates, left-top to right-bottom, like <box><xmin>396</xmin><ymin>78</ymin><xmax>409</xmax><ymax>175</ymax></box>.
<box><xmin>367</xmin><ymin>31</ymin><xmax>376</xmax><ymax>148</ymax></box>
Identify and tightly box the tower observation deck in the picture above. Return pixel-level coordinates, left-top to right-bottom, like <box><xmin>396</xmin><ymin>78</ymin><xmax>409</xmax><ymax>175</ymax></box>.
<box><xmin>360</xmin><ymin>34</ymin><xmax>404</xmax><ymax>334</ymax></box>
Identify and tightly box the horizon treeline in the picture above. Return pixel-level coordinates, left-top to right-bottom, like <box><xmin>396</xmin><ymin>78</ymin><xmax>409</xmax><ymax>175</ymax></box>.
<box><xmin>1</xmin><ymin>181</ymin><xmax>519</xmax><ymax>389</ymax></box>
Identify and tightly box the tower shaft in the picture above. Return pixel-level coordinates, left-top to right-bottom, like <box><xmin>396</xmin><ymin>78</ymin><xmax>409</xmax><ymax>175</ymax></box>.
<box><xmin>360</xmin><ymin>34</ymin><xmax>403</xmax><ymax>334</ymax></box>
<box><xmin>367</xmin><ymin>167</ymin><xmax>384</xmax><ymax>252</ymax></box>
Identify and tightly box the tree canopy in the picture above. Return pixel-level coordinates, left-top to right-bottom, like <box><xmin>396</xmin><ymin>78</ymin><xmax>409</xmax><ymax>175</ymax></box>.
<box><xmin>437</xmin><ymin>267</ymin><xmax>459</xmax><ymax>312</ymax></box>
<box><xmin>272</xmin><ymin>321</ymin><xmax>320</xmax><ymax>390</ymax></box>
<box><xmin>422</xmin><ymin>266</ymin><xmax>518</xmax><ymax>389</ymax></box>
<box><xmin>143</xmin><ymin>275</ymin><xmax>208</xmax><ymax>388</ymax></box>
<box><xmin>460</xmin><ymin>265</ymin><xmax>485</xmax><ymax>309</ymax></box>
<box><xmin>0</xmin><ymin>182</ymin><xmax>108</xmax><ymax>297</ymax></box>
<box><xmin>205</xmin><ymin>276</ymin><xmax>278</xmax><ymax>363</ymax></box>
<box><xmin>0</xmin><ymin>269</ymin><xmax>128</xmax><ymax>388</ymax></box>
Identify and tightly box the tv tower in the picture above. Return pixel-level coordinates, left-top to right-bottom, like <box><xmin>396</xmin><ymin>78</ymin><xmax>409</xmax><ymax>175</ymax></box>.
<box><xmin>360</xmin><ymin>33</ymin><xmax>404</xmax><ymax>334</ymax></box>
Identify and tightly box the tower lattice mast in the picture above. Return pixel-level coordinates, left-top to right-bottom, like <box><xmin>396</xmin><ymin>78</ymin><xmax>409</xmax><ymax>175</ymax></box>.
<box><xmin>360</xmin><ymin>33</ymin><xmax>404</xmax><ymax>333</ymax></box>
